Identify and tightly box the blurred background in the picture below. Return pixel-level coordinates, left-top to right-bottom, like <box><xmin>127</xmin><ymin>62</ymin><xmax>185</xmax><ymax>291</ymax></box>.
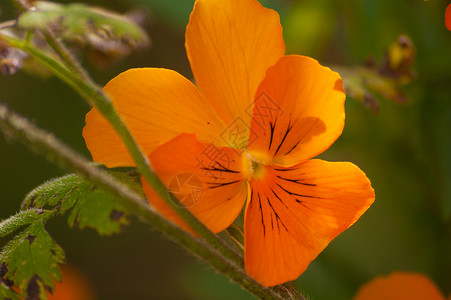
<box><xmin>1</xmin><ymin>0</ymin><xmax>450</xmax><ymax>299</ymax></box>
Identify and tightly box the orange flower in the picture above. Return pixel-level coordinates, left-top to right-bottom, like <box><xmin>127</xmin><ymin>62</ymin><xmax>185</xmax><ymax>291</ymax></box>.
<box><xmin>446</xmin><ymin>3</ymin><xmax>451</xmax><ymax>31</ymax></box>
<box><xmin>83</xmin><ymin>0</ymin><xmax>375</xmax><ymax>286</ymax></box>
<box><xmin>353</xmin><ymin>272</ymin><xmax>447</xmax><ymax>300</ymax></box>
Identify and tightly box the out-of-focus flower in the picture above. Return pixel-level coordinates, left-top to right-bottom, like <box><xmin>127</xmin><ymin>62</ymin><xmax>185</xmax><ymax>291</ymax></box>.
<box><xmin>47</xmin><ymin>265</ymin><xmax>95</xmax><ymax>300</ymax></box>
<box><xmin>446</xmin><ymin>4</ymin><xmax>451</xmax><ymax>31</ymax></box>
<box><xmin>353</xmin><ymin>272</ymin><xmax>448</xmax><ymax>300</ymax></box>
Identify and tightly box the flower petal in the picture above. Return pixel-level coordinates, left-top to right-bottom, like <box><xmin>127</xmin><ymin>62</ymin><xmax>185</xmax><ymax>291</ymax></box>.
<box><xmin>353</xmin><ymin>272</ymin><xmax>446</xmax><ymax>300</ymax></box>
<box><xmin>142</xmin><ymin>133</ymin><xmax>247</xmax><ymax>234</ymax></box>
<box><xmin>83</xmin><ymin>68</ymin><xmax>226</xmax><ymax>167</ymax></box>
<box><xmin>247</xmin><ymin>55</ymin><xmax>346</xmax><ymax>166</ymax></box>
<box><xmin>186</xmin><ymin>0</ymin><xmax>285</xmax><ymax>140</ymax></box>
<box><xmin>244</xmin><ymin>159</ymin><xmax>374</xmax><ymax>286</ymax></box>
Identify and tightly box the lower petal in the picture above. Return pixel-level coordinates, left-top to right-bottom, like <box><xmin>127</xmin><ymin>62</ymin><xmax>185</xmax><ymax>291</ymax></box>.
<box><xmin>143</xmin><ymin>133</ymin><xmax>247</xmax><ymax>234</ymax></box>
<box><xmin>244</xmin><ymin>159</ymin><xmax>375</xmax><ymax>286</ymax></box>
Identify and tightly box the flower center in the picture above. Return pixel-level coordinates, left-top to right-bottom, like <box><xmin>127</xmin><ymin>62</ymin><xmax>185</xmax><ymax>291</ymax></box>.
<box><xmin>242</xmin><ymin>151</ymin><xmax>271</xmax><ymax>181</ymax></box>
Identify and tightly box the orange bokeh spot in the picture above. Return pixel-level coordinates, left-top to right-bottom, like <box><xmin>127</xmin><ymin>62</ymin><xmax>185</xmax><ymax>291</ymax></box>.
<box><xmin>47</xmin><ymin>266</ymin><xmax>95</xmax><ymax>300</ymax></box>
<box><xmin>446</xmin><ymin>4</ymin><xmax>451</xmax><ymax>31</ymax></box>
<box><xmin>353</xmin><ymin>272</ymin><xmax>446</xmax><ymax>300</ymax></box>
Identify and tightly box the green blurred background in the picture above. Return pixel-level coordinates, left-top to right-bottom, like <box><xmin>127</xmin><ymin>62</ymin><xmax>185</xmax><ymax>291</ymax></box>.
<box><xmin>1</xmin><ymin>0</ymin><xmax>450</xmax><ymax>299</ymax></box>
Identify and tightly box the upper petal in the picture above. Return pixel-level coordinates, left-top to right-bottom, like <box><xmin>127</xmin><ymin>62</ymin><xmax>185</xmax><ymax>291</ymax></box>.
<box><xmin>142</xmin><ymin>133</ymin><xmax>247</xmax><ymax>234</ymax></box>
<box><xmin>247</xmin><ymin>55</ymin><xmax>346</xmax><ymax>166</ymax></box>
<box><xmin>83</xmin><ymin>68</ymin><xmax>225</xmax><ymax>167</ymax></box>
<box><xmin>353</xmin><ymin>272</ymin><xmax>446</xmax><ymax>300</ymax></box>
<box><xmin>185</xmin><ymin>0</ymin><xmax>285</xmax><ymax>143</ymax></box>
<box><xmin>244</xmin><ymin>159</ymin><xmax>374</xmax><ymax>286</ymax></box>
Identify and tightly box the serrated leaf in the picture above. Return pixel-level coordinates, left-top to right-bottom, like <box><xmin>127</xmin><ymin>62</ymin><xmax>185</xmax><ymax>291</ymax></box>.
<box><xmin>23</xmin><ymin>172</ymin><xmax>142</xmax><ymax>235</ymax></box>
<box><xmin>0</xmin><ymin>222</ymin><xmax>64</xmax><ymax>298</ymax></box>
<box><xmin>0</xmin><ymin>283</ymin><xmax>20</xmax><ymax>300</ymax></box>
<box><xmin>22</xmin><ymin>174</ymin><xmax>84</xmax><ymax>214</ymax></box>
<box><xmin>0</xmin><ymin>209</ymin><xmax>54</xmax><ymax>238</ymax></box>
<box><xmin>67</xmin><ymin>187</ymin><xmax>130</xmax><ymax>235</ymax></box>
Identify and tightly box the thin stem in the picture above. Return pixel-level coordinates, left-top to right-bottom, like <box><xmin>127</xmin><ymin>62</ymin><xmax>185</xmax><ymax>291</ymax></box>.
<box><xmin>43</xmin><ymin>29</ymin><xmax>91</xmax><ymax>82</ymax></box>
<box><xmin>0</xmin><ymin>20</ymin><xmax>17</xmax><ymax>31</ymax></box>
<box><xmin>0</xmin><ymin>104</ymin><xmax>302</xmax><ymax>300</ymax></box>
<box><xmin>0</xmin><ymin>32</ymin><xmax>244</xmax><ymax>269</ymax></box>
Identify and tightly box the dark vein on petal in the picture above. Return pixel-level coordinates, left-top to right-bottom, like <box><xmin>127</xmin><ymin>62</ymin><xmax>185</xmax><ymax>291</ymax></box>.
<box><xmin>276</xmin><ymin>175</ymin><xmax>317</xmax><ymax>186</ymax></box>
<box><xmin>274</xmin><ymin>119</ymin><xmax>294</xmax><ymax>156</ymax></box>
<box><xmin>216</xmin><ymin>162</ymin><xmax>239</xmax><ymax>173</ymax></box>
<box><xmin>268</xmin><ymin>119</ymin><xmax>276</xmax><ymax>151</ymax></box>
<box><xmin>206</xmin><ymin>180</ymin><xmax>240</xmax><ymax>189</ymax></box>
<box><xmin>270</xmin><ymin>188</ymin><xmax>290</xmax><ymax>210</ymax></box>
<box><xmin>200</xmin><ymin>166</ymin><xmax>240</xmax><ymax>174</ymax></box>
<box><xmin>284</xmin><ymin>140</ymin><xmax>300</xmax><ymax>156</ymax></box>
<box><xmin>276</xmin><ymin>183</ymin><xmax>321</xmax><ymax>199</ymax></box>
<box><xmin>265</xmin><ymin>195</ymin><xmax>288</xmax><ymax>232</ymax></box>
<box><xmin>273</xmin><ymin>167</ymin><xmax>298</xmax><ymax>172</ymax></box>
<box><xmin>257</xmin><ymin>193</ymin><xmax>266</xmax><ymax>237</ymax></box>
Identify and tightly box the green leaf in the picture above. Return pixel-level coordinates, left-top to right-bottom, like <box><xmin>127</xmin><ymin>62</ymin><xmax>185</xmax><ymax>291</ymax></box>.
<box><xmin>23</xmin><ymin>172</ymin><xmax>142</xmax><ymax>235</ymax></box>
<box><xmin>22</xmin><ymin>174</ymin><xmax>84</xmax><ymax>214</ymax></box>
<box><xmin>66</xmin><ymin>184</ymin><xmax>130</xmax><ymax>235</ymax></box>
<box><xmin>0</xmin><ymin>209</ymin><xmax>55</xmax><ymax>238</ymax></box>
<box><xmin>0</xmin><ymin>222</ymin><xmax>64</xmax><ymax>298</ymax></box>
<box><xmin>0</xmin><ymin>283</ymin><xmax>20</xmax><ymax>300</ymax></box>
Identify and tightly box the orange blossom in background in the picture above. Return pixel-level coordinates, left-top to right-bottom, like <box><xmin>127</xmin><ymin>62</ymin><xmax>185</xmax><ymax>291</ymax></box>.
<box><xmin>446</xmin><ymin>3</ymin><xmax>451</xmax><ymax>31</ymax></box>
<box><xmin>353</xmin><ymin>272</ymin><xmax>449</xmax><ymax>300</ymax></box>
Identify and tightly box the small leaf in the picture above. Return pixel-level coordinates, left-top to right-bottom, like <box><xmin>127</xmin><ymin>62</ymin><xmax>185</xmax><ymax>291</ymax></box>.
<box><xmin>23</xmin><ymin>172</ymin><xmax>142</xmax><ymax>235</ymax></box>
<box><xmin>0</xmin><ymin>283</ymin><xmax>20</xmax><ymax>300</ymax></box>
<box><xmin>67</xmin><ymin>187</ymin><xmax>130</xmax><ymax>235</ymax></box>
<box><xmin>17</xmin><ymin>1</ymin><xmax>149</xmax><ymax>61</ymax></box>
<box><xmin>0</xmin><ymin>209</ymin><xmax>54</xmax><ymax>238</ymax></box>
<box><xmin>22</xmin><ymin>174</ymin><xmax>84</xmax><ymax>214</ymax></box>
<box><xmin>0</xmin><ymin>222</ymin><xmax>64</xmax><ymax>298</ymax></box>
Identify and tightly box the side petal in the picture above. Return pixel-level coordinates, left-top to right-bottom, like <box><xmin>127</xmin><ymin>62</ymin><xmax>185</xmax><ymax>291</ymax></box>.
<box><xmin>142</xmin><ymin>133</ymin><xmax>247</xmax><ymax>234</ymax></box>
<box><xmin>83</xmin><ymin>68</ymin><xmax>226</xmax><ymax>167</ymax></box>
<box><xmin>186</xmin><ymin>0</ymin><xmax>285</xmax><ymax>141</ymax></box>
<box><xmin>353</xmin><ymin>272</ymin><xmax>446</xmax><ymax>300</ymax></box>
<box><xmin>247</xmin><ymin>55</ymin><xmax>346</xmax><ymax>166</ymax></box>
<box><xmin>244</xmin><ymin>159</ymin><xmax>374</xmax><ymax>286</ymax></box>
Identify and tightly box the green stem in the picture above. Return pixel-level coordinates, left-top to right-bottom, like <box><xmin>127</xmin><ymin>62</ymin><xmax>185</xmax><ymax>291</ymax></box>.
<box><xmin>0</xmin><ymin>32</ymin><xmax>243</xmax><ymax>269</ymax></box>
<box><xmin>43</xmin><ymin>29</ymin><xmax>91</xmax><ymax>82</ymax></box>
<box><xmin>0</xmin><ymin>103</ymin><xmax>301</xmax><ymax>300</ymax></box>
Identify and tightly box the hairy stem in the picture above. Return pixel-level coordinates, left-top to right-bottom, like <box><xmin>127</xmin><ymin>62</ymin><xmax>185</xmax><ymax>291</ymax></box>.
<box><xmin>0</xmin><ymin>104</ymin><xmax>303</xmax><ymax>300</ymax></box>
<box><xmin>0</xmin><ymin>32</ymin><xmax>243</xmax><ymax>270</ymax></box>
